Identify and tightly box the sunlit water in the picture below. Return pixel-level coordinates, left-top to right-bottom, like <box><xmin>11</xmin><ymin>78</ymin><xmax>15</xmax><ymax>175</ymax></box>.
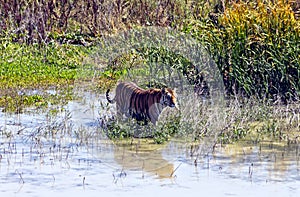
<box><xmin>0</xmin><ymin>91</ymin><xmax>299</xmax><ymax>197</ymax></box>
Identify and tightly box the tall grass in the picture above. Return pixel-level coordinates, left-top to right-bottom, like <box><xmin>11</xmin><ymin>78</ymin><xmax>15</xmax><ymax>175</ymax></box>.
<box><xmin>0</xmin><ymin>0</ymin><xmax>194</xmax><ymax>42</ymax></box>
<box><xmin>185</xmin><ymin>0</ymin><xmax>300</xmax><ymax>101</ymax></box>
<box><xmin>1</xmin><ymin>0</ymin><xmax>298</xmax><ymax>100</ymax></box>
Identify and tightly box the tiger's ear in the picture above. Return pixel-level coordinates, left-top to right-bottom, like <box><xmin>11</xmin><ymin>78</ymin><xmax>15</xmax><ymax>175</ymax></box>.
<box><xmin>161</xmin><ymin>87</ymin><xmax>166</xmax><ymax>94</ymax></box>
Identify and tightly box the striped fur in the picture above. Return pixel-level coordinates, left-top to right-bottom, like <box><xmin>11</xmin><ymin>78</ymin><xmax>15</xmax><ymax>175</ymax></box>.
<box><xmin>106</xmin><ymin>82</ymin><xmax>177</xmax><ymax>125</ymax></box>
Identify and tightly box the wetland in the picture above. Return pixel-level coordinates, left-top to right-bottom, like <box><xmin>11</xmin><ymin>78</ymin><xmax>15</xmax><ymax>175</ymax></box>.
<box><xmin>1</xmin><ymin>0</ymin><xmax>299</xmax><ymax>196</ymax></box>
<box><xmin>0</xmin><ymin>88</ymin><xmax>299</xmax><ymax>196</ymax></box>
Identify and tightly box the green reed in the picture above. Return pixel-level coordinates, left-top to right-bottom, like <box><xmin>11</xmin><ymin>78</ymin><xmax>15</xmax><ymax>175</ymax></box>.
<box><xmin>184</xmin><ymin>0</ymin><xmax>300</xmax><ymax>101</ymax></box>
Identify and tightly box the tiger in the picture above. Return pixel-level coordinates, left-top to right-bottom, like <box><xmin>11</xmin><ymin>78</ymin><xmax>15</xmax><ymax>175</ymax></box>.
<box><xmin>106</xmin><ymin>82</ymin><xmax>178</xmax><ymax>125</ymax></box>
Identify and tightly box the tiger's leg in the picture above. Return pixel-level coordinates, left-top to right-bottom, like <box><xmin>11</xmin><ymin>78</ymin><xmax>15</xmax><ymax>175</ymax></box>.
<box><xmin>124</xmin><ymin>108</ymin><xmax>131</xmax><ymax>118</ymax></box>
<box><xmin>116</xmin><ymin>104</ymin><xmax>123</xmax><ymax>119</ymax></box>
<box><xmin>133</xmin><ymin>113</ymin><xmax>148</xmax><ymax>125</ymax></box>
<box><xmin>148</xmin><ymin>105</ymin><xmax>160</xmax><ymax>125</ymax></box>
<box><xmin>117</xmin><ymin>104</ymin><xmax>130</xmax><ymax>120</ymax></box>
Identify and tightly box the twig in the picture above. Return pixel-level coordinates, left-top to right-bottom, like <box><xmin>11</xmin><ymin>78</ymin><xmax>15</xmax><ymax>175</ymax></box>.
<box><xmin>15</xmin><ymin>170</ymin><xmax>24</xmax><ymax>184</ymax></box>
<box><xmin>170</xmin><ymin>163</ymin><xmax>182</xmax><ymax>177</ymax></box>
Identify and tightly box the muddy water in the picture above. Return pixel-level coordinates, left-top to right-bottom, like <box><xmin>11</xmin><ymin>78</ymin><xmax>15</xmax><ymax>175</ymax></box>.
<box><xmin>0</xmin><ymin>91</ymin><xmax>299</xmax><ymax>197</ymax></box>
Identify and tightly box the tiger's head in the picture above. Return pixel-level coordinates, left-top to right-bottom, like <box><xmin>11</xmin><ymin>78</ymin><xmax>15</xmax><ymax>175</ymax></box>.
<box><xmin>160</xmin><ymin>88</ymin><xmax>178</xmax><ymax>109</ymax></box>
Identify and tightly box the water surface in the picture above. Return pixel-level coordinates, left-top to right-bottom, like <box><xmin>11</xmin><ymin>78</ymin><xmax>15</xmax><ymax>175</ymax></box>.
<box><xmin>0</xmin><ymin>90</ymin><xmax>299</xmax><ymax>197</ymax></box>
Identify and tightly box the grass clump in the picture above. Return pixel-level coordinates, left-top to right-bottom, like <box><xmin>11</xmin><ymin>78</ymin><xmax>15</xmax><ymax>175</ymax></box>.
<box><xmin>103</xmin><ymin>116</ymin><xmax>181</xmax><ymax>144</ymax></box>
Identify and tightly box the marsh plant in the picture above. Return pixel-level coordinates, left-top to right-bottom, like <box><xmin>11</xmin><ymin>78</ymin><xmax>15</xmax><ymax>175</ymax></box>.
<box><xmin>98</xmin><ymin>102</ymin><xmax>181</xmax><ymax>144</ymax></box>
<box><xmin>185</xmin><ymin>0</ymin><xmax>300</xmax><ymax>101</ymax></box>
<box><xmin>99</xmin><ymin>88</ymin><xmax>299</xmax><ymax>147</ymax></box>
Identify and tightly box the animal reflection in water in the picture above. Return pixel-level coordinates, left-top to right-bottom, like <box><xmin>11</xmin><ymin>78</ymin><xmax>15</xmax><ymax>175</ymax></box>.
<box><xmin>106</xmin><ymin>82</ymin><xmax>178</xmax><ymax>125</ymax></box>
<box><xmin>113</xmin><ymin>141</ymin><xmax>174</xmax><ymax>179</ymax></box>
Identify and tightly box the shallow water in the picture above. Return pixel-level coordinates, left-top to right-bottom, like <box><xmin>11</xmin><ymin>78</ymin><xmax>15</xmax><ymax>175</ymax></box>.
<box><xmin>0</xmin><ymin>90</ymin><xmax>299</xmax><ymax>197</ymax></box>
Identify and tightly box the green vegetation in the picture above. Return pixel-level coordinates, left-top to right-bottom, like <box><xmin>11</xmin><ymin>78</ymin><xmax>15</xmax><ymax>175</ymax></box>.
<box><xmin>0</xmin><ymin>0</ymin><xmax>299</xmax><ymax>143</ymax></box>
<box><xmin>99</xmin><ymin>46</ymin><xmax>208</xmax><ymax>93</ymax></box>
<box><xmin>184</xmin><ymin>0</ymin><xmax>300</xmax><ymax>101</ymax></box>
<box><xmin>0</xmin><ymin>40</ymin><xmax>89</xmax><ymax>112</ymax></box>
<box><xmin>1</xmin><ymin>0</ymin><xmax>299</xmax><ymax>100</ymax></box>
<box><xmin>103</xmin><ymin>113</ymin><xmax>181</xmax><ymax>144</ymax></box>
<box><xmin>0</xmin><ymin>42</ymin><xmax>84</xmax><ymax>89</ymax></box>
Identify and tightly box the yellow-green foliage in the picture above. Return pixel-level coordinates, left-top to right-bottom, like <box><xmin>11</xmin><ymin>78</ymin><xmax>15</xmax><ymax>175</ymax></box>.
<box><xmin>219</xmin><ymin>0</ymin><xmax>298</xmax><ymax>45</ymax></box>
<box><xmin>194</xmin><ymin>0</ymin><xmax>300</xmax><ymax>100</ymax></box>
